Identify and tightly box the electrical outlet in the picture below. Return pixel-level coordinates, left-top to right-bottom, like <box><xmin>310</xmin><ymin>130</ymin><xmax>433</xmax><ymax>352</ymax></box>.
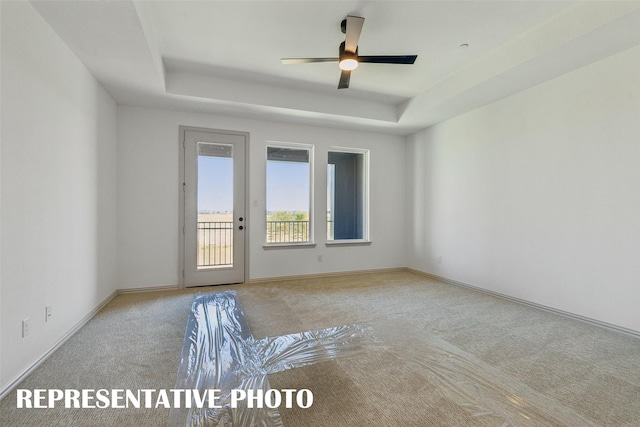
<box><xmin>437</xmin><ymin>256</ymin><xmax>442</xmax><ymax>264</ymax></box>
<box><xmin>317</xmin><ymin>255</ymin><xmax>323</xmax><ymax>262</ymax></box>
<box><xmin>46</xmin><ymin>306</ymin><xmax>52</xmax><ymax>322</ymax></box>
<box><xmin>22</xmin><ymin>318</ymin><xmax>30</xmax><ymax>338</ymax></box>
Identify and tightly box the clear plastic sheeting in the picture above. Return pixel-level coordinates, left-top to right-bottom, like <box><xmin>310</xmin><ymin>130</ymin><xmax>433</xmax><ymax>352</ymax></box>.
<box><xmin>168</xmin><ymin>291</ymin><xmax>374</xmax><ymax>427</ymax></box>
<box><xmin>170</xmin><ymin>290</ymin><xmax>594</xmax><ymax>426</ymax></box>
<box><xmin>376</xmin><ymin>325</ymin><xmax>597</xmax><ymax>427</ymax></box>
<box><xmin>246</xmin><ymin>325</ymin><xmax>374</xmax><ymax>375</ymax></box>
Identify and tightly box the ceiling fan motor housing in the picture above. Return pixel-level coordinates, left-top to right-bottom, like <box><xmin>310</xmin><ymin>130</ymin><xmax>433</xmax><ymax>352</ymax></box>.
<box><xmin>339</xmin><ymin>41</ymin><xmax>358</xmax><ymax>57</ymax></box>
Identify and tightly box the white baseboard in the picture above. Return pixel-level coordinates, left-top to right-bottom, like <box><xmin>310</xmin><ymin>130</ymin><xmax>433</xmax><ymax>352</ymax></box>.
<box><xmin>407</xmin><ymin>268</ymin><xmax>640</xmax><ymax>339</ymax></box>
<box><xmin>116</xmin><ymin>284</ymin><xmax>180</xmax><ymax>294</ymax></box>
<box><xmin>248</xmin><ymin>267</ymin><xmax>407</xmax><ymax>284</ymax></box>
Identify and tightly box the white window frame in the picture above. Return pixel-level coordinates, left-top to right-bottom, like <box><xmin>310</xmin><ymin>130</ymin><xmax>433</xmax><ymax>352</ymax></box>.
<box><xmin>326</xmin><ymin>146</ymin><xmax>370</xmax><ymax>246</ymax></box>
<box><xmin>264</xmin><ymin>141</ymin><xmax>315</xmax><ymax>248</ymax></box>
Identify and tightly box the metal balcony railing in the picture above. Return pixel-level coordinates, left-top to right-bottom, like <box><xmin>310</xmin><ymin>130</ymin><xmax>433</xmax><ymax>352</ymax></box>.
<box><xmin>266</xmin><ymin>220</ymin><xmax>310</xmax><ymax>243</ymax></box>
<box><xmin>197</xmin><ymin>222</ymin><xmax>233</xmax><ymax>267</ymax></box>
<box><xmin>198</xmin><ymin>220</ymin><xmax>312</xmax><ymax>266</ymax></box>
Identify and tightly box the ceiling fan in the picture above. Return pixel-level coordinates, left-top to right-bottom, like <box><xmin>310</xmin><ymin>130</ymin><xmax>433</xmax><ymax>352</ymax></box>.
<box><xmin>281</xmin><ymin>15</ymin><xmax>418</xmax><ymax>89</ymax></box>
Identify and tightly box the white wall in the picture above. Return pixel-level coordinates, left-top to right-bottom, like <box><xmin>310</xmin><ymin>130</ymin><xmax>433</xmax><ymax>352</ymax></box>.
<box><xmin>0</xmin><ymin>2</ymin><xmax>118</xmax><ymax>391</ymax></box>
<box><xmin>116</xmin><ymin>106</ymin><xmax>406</xmax><ymax>288</ymax></box>
<box><xmin>407</xmin><ymin>46</ymin><xmax>640</xmax><ymax>333</ymax></box>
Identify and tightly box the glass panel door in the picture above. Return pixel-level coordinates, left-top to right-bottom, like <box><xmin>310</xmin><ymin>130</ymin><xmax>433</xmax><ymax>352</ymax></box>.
<box><xmin>183</xmin><ymin>129</ymin><xmax>246</xmax><ymax>286</ymax></box>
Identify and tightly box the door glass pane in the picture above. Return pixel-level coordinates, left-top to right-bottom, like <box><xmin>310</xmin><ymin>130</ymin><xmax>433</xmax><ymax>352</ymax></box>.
<box><xmin>197</xmin><ymin>142</ymin><xmax>233</xmax><ymax>268</ymax></box>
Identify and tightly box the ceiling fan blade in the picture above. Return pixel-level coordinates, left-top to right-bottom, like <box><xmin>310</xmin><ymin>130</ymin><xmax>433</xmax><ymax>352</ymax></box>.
<box><xmin>338</xmin><ymin>70</ymin><xmax>351</xmax><ymax>89</ymax></box>
<box><xmin>358</xmin><ymin>55</ymin><xmax>417</xmax><ymax>64</ymax></box>
<box><xmin>281</xmin><ymin>58</ymin><xmax>338</xmax><ymax>64</ymax></box>
<box><xmin>344</xmin><ymin>16</ymin><xmax>364</xmax><ymax>53</ymax></box>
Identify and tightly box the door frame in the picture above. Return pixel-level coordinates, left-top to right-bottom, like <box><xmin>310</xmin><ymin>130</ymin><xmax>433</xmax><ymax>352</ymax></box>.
<box><xmin>178</xmin><ymin>126</ymin><xmax>250</xmax><ymax>288</ymax></box>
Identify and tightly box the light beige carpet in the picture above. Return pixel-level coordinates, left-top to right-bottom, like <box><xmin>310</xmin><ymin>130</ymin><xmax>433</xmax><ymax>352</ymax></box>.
<box><xmin>1</xmin><ymin>271</ymin><xmax>639</xmax><ymax>426</ymax></box>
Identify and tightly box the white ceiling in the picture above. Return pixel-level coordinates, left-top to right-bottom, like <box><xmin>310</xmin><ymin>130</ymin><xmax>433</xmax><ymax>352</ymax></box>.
<box><xmin>31</xmin><ymin>1</ymin><xmax>640</xmax><ymax>135</ymax></box>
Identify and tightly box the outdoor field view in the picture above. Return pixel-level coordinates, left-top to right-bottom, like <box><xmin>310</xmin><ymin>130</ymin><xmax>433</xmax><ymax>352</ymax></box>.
<box><xmin>265</xmin><ymin>146</ymin><xmax>311</xmax><ymax>244</ymax></box>
<box><xmin>197</xmin><ymin>150</ymin><xmax>234</xmax><ymax>268</ymax></box>
<box><xmin>197</xmin><ymin>145</ymin><xmax>312</xmax><ymax>267</ymax></box>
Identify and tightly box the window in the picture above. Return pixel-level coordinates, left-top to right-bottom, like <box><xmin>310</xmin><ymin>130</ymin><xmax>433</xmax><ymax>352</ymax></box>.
<box><xmin>266</xmin><ymin>144</ymin><xmax>313</xmax><ymax>244</ymax></box>
<box><xmin>327</xmin><ymin>148</ymin><xmax>369</xmax><ymax>241</ymax></box>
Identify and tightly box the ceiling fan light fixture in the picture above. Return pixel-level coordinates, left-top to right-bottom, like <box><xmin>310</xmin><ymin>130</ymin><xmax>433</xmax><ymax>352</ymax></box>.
<box><xmin>281</xmin><ymin>15</ymin><xmax>417</xmax><ymax>89</ymax></box>
<box><xmin>339</xmin><ymin>57</ymin><xmax>359</xmax><ymax>71</ymax></box>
